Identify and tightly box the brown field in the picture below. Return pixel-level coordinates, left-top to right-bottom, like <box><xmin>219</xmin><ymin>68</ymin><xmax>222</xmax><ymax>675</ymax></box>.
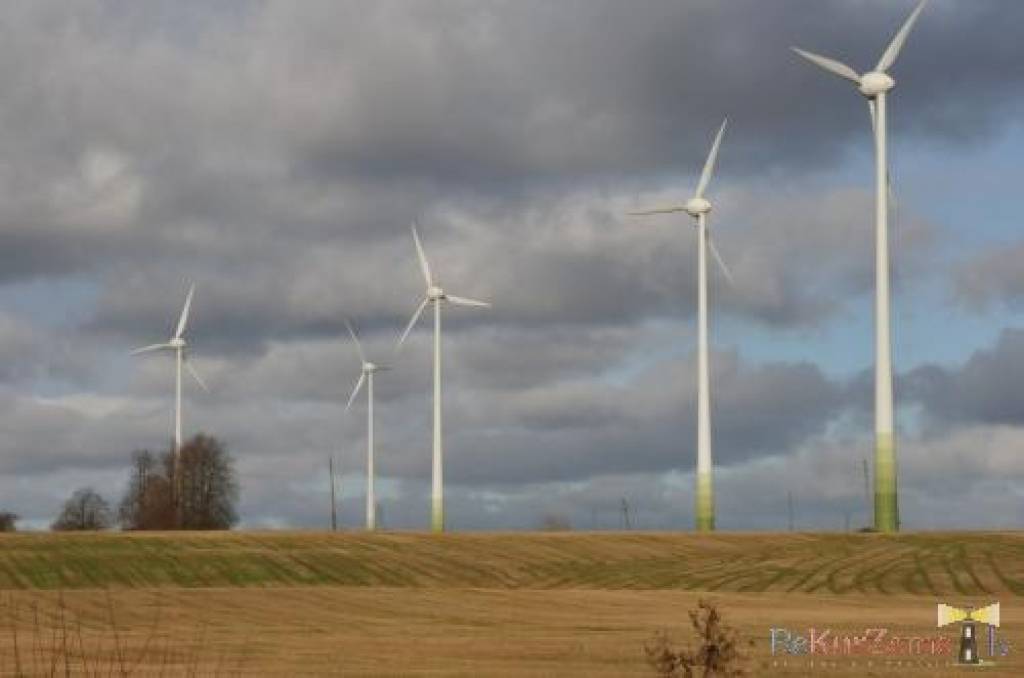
<box><xmin>0</xmin><ymin>531</ymin><xmax>1021</xmax><ymax>676</ymax></box>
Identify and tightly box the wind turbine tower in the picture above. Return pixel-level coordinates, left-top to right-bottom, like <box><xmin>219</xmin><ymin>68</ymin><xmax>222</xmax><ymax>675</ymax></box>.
<box><xmin>793</xmin><ymin>0</ymin><xmax>927</xmax><ymax>532</ymax></box>
<box><xmin>130</xmin><ymin>282</ymin><xmax>208</xmax><ymax>460</ymax></box>
<box><xmin>631</xmin><ymin>120</ymin><xmax>732</xmax><ymax>532</ymax></box>
<box><xmin>399</xmin><ymin>223</ymin><xmax>490</xmax><ymax>533</ymax></box>
<box><xmin>344</xmin><ymin>319</ymin><xmax>388</xmax><ymax>531</ymax></box>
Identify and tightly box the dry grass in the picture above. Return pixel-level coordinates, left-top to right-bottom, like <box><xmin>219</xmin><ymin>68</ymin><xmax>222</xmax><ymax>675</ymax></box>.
<box><xmin>0</xmin><ymin>588</ymin><xmax>1020</xmax><ymax>676</ymax></box>
<box><xmin>0</xmin><ymin>531</ymin><xmax>1020</xmax><ymax>675</ymax></box>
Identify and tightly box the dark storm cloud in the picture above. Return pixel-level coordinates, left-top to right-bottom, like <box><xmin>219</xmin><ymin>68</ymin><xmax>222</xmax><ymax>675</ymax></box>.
<box><xmin>904</xmin><ymin>327</ymin><xmax>1024</xmax><ymax>427</ymax></box>
<box><xmin>0</xmin><ymin>0</ymin><xmax>969</xmax><ymax>357</ymax></box>
<box><xmin>276</xmin><ymin>0</ymin><xmax>1024</xmax><ymax>186</ymax></box>
<box><xmin>0</xmin><ymin>1</ymin><xmax>1020</xmax><ymax>530</ymax></box>
<box><xmin>953</xmin><ymin>241</ymin><xmax>1024</xmax><ymax>311</ymax></box>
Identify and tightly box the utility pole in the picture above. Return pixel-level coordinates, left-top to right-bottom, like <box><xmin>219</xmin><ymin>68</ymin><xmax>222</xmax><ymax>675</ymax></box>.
<box><xmin>329</xmin><ymin>454</ymin><xmax>338</xmax><ymax>532</ymax></box>
<box><xmin>787</xmin><ymin>491</ymin><xmax>794</xmax><ymax>532</ymax></box>
<box><xmin>862</xmin><ymin>459</ymin><xmax>871</xmax><ymax>526</ymax></box>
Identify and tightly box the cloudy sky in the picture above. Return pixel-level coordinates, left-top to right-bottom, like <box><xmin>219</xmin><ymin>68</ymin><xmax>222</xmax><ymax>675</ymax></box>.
<box><xmin>1</xmin><ymin>0</ymin><xmax>1022</xmax><ymax>531</ymax></box>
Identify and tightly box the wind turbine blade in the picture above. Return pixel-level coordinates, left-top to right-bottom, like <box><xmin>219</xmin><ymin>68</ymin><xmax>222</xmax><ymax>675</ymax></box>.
<box><xmin>694</xmin><ymin>118</ymin><xmax>728</xmax><ymax>200</ymax></box>
<box><xmin>130</xmin><ymin>343</ymin><xmax>172</xmax><ymax>355</ymax></box>
<box><xmin>628</xmin><ymin>206</ymin><xmax>688</xmax><ymax>217</ymax></box>
<box><xmin>344</xmin><ymin>372</ymin><xmax>366</xmax><ymax>412</ymax></box>
<box><xmin>343</xmin><ymin>318</ymin><xmax>366</xmax><ymax>364</ymax></box>
<box><xmin>398</xmin><ymin>297</ymin><xmax>429</xmax><ymax>346</ymax></box>
<box><xmin>791</xmin><ymin>47</ymin><xmax>861</xmax><ymax>84</ymax></box>
<box><xmin>447</xmin><ymin>294</ymin><xmax>491</xmax><ymax>308</ymax></box>
<box><xmin>707</xmin><ymin>237</ymin><xmax>734</xmax><ymax>286</ymax></box>
<box><xmin>175</xmin><ymin>283</ymin><xmax>196</xmax><ymax>339</ymax></box>
<box><xmin>411</xmin><ymin>222</ymin><xmax>433</xmax><ymax>287</ymax></box>
<box><xmin>185</xmin><ymin>359</ymin><xmax>209</xmax><ymax>392</ymax></box>
<box><xmin>876</xmin><ymin>0</ymin><xmax>928</xmax><ymax>73</ymax></box>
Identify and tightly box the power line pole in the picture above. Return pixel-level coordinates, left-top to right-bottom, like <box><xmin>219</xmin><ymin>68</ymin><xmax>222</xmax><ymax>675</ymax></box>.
<box><xmin>862</xmin><ymin>458</ymin><xmax>871</xmax><ymax>526</ymax></box>
<box><xmin>329</xmin><ymin>454</ymin><xmax>338</xmax><ymax>532</ymax></box>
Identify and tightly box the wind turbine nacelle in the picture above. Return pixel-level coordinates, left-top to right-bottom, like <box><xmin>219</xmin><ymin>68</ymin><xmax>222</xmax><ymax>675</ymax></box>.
<box><xmin>364</xmin><ymin>362</ymin><xmax>378</xmax><ymax>372</ymax></box>
<box><xmin>859</xmin><ymin>71</ymin><xmax>895</xmax><ymax>97</ymax></box>
<box><xmin>427</xmin><ymin>286</ymin><xmax>445</xmax><ymax>300</ymax></box>
<box><xmin>686</xmin><ymin>197</ymin><xmax>712</xmax><ymax>217</ymax></box>
<box><xmin>169</xmin><ymin>338</ymin><xmax>186</xmax><ymax>348</ymax></box>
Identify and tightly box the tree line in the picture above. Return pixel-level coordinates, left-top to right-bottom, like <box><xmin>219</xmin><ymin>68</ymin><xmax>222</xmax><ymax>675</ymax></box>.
<box><xmin>1</xmin><ymin>434</ymin><xmax>238</xmax><ymax>532</ymax></box>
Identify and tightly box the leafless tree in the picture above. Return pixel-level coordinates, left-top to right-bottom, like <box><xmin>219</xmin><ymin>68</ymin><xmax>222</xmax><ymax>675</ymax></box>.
<box><xmin>177</xmin><ymin>434</ymin><xmax>238</xmax><ymax>530</ymax></box>
<box><xmin>119</xmin><ymin>449</ymin><xmax>176</xmax><ymax>530</ymax></box>
<box><xmin>119</xmin><ymin>435</ymin><xmax>238</xmax><ymax>530</ymax></box>
<box><xmin>0</xmin><ymin>511</ymin><xmax>18</xmax><ymax>532</ymax></box>
<box><xmin>52</xmin><ymin>488</ymin><xmax>112</xmax><ymax>531</ymax></box>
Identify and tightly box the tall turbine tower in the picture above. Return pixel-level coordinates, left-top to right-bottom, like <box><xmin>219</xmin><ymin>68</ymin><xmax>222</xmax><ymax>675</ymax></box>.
<box><xmin>631</xmin><ymin>119</ymin><xmax>732</xmax><ymax>532</ymax></box>
<box><xmin>344</xmin><ymin>319</ymin><xmax>388</xmax><ymax>531</ymax></box>
<box><xmin>130</xmin><ymin>282</ymin><xmax>209</xmax><ymax>470</ymax></box>
<box><xmin>399</xmin><ymin>223</ymin><xmax>489</xmax><ymax>533</ymax></box>
<box><xmin>792</xmin><ymin>0</ymin><xmax>927</xmax><ymax>532</ymax></box>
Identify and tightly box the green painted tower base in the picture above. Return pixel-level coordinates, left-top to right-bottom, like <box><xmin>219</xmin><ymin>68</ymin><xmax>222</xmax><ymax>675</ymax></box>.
<box><xmin>874</xmin><ymin>432</ymin><xmax>898</xmax><ymax>532</ymax></box>
<box><xmin>431</xmin><ymin>503</ymin><xmax>444</xmax><ymax>533</ymax></box>
<box><xmin>695</xmin><ymin>471</ymin><xmax>715</xmax><ymax>532</ymax></box>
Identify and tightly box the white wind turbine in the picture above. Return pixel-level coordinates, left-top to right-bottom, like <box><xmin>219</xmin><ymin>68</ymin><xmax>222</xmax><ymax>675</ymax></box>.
<box><xmin>630</xmin><ymin>119</ymin><xmax>732</xmax><ymax>532</ymax></box>
<box><xmin>398</xmin><ymin>222</ymin><xmax>490</xmax><ymax>533</ymax></box>
<box><xmin>343</xmin><ymin>318</ymin><xmax>389</xmax><ymax>531</ymax></box>
<box><xmin>130</xmin><ymin>283</ymin><xmax>209</xmax><ymax>461</ymax></box>
<box><xmin>792</xmin><ymin>0</ymin><xmax>927</xmax><ymax>533</ymax></box>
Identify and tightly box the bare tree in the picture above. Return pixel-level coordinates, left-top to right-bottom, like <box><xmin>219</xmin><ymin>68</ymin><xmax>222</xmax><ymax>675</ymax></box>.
<box><xmin>52</xmin><ymin>488</ymin><xmax>112</xmax><ymax>531</ymax></box>
<box><xmin>119</xmin><ymin>435</ymin><xmax>238</xmax><ymax>530</ymax></box>
<box><xmin>177</xmin><ymin>434</ymin><xmax>238</xmax><ymax>530</ymax></box>
<box><xmin>119</xmin><ymin>449</ymin><xmax>176</xmax><ymax>530</ymax></box>
<box><xmin>0</xmin><ymin>511</ymin><xmax>18</xmax><ymax>532</ymax></box>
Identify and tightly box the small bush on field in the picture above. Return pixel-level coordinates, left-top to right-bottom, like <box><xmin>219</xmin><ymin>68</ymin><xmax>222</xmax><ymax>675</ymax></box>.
<box><xmin>538</xmin><ymin>514</ymin><xmax>572</xmax><ymax>531</ymax></box>
<box><xmin>644</xmin><ymin>599</ymin><xmax>749</xmax><ymax>677</ymax></box>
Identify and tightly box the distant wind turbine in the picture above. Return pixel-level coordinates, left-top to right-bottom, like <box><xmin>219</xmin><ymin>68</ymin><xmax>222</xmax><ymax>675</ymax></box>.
<box><xmin>792</xmin><ymin>0</ymin><xmax>927</xmax><ymax>533</ymax></box>
<box><xmin>398</xmin><ymin>222</ymin><xmax>490</xmax><ymax>533</ymax></box>
<box><xmin>344</xmin><ymin>318</ymin><xmax>389</xmax><ymax>531</ymax></box>
<box><xmin>630</xmin><ymin>119</ymin><xmax>732</xmax><ymax>532</ymax></box>
<box><xmin>130</xmin><ymin>282</ymin><xmax>208</xmax><ymax>463</ymax></box>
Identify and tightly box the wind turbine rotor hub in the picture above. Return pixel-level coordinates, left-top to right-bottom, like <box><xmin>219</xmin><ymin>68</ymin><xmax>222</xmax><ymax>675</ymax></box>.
<box><xmin>427</xmin><ymin>286</ymin><xmax>445</xmax><ymax>301</ymax></box>
<box><xmin>859</xmin><ymin>71</ymin><xmax>895</xmax><ymax>97</ymax></box>
<box><xmin>169</xmin><ymin>337</ymin><xmax>186</xmax><ymax>348</ymax></box>
<box><xmin>686</xmin><ymin>197</ymin><xmax>712</xmax><ymax>217</ymax></box>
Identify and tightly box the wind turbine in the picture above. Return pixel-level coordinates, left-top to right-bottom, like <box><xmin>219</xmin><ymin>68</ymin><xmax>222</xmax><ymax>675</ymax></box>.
<box><xmin>398</xmin><ymin>222</ymin><xmax>490</xmax><ymax>533</ymax></box>
<box><xmin>630</xmin><ymin>118</ymin><xmax>732</xmax><ymax>532</ymax></box>
<box><xmin>130</xmin><ymin>282</ymin><xmax>208</xmax><ymax>463</ymax></box>
<box><xmin>792</xmin><ymin>0</ymin><xmax>927</xmax><ymax>533</ymax></box>
<box><xmin>344</xmin><ymin>318</ymin><xmax>388</xmax><ymax>531</ymax></box>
